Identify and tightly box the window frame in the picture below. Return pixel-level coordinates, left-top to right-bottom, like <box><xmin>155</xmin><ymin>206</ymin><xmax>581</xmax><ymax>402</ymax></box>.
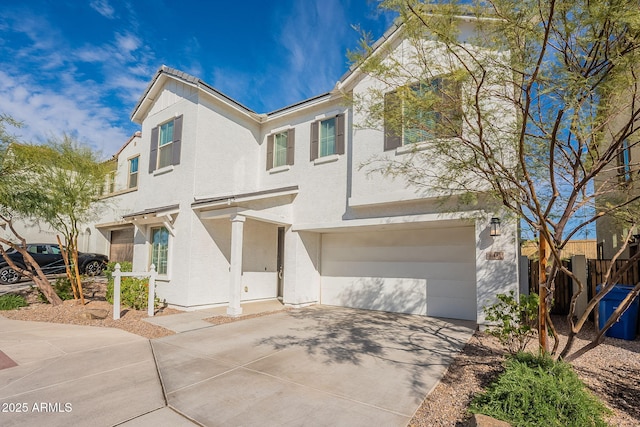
<box><xmin>310</xmin><ymin>113</ymin><xmax>345</xmax><ymax>161</ymax></box>
<box><xmin>384</xmin><ymin>74</ymin><xmax>462</xmax><ymax>151</ymax></box>
<box><xmin>618</xmin><ymin>138</ymin><xmax>632</xmax><ymax>184</ymax></box>
<box><xmin>127</xmin><ymin>155</ymin><xmax>139</xmax><ymax>189</ymax></box>
<box><xmin>149</xmin><ymin>226</ymin><xmax>170</xmax><ymax>276</ymax></box>
<box><xmin>266</xmin><ymin>128</ymin><xmax>295</xmax><ymax>170</ymax></box>
<box><xmin>157</xmin><ymin>120</ymin><xmax>175</xmax><ymax>170</ymax></box>
<box><xmin>149</xmin><ymin>115</ymin><xmax>183</xmax><ymax>173</ymax></box>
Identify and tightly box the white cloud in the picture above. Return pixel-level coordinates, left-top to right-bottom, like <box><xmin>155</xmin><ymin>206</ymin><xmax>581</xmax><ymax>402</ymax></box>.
<box><xmin>90</xmin><ymin>0</ymin><xmax>116</xmax><ymax>19</ymax></box>
<box><xmin>0</xmin><ymin>71</ymin><xmax>129</xmax><ymax>157</ymax></box>
<box><xmin>273</xmin><ymin>0</ymin><xmax>352</xmax><ymax>104</ymax></box>
<box><xmin>115</xmin><ymin>33</ymin><xmax>140</xmax><ymax>53</ymax></box>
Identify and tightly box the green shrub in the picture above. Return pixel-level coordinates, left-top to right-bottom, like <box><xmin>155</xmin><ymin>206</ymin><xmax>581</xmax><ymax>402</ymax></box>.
<box><xmin>104</xmin><ymin>261</ymin><xmax>133</xmax><ymax>281</ymax></box>
<box><xmin>470</xmin><ymin>352</ymin><xmax>611</xmax><ymax>427</ymax></box>
<box><xmin>0</xmin><ymin>294</ymin><xmax>28</xmax><ymax>310</ymax></box>
<box><xmin>483</xmin><ymin>291</ymin><xmax>539</xmax><ymax>354</ymax></box>
<box><xmin>53</xmin><ymin>276</ymin><xmax>75</xmax><ymax>300</ymax></box>
<box><xmin>106</xmin><ymin>262</ymin><xmax>158</xmax><ymax>311</ymax></box>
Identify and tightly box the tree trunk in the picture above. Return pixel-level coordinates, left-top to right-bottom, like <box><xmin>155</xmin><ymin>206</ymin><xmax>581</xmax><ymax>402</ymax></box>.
<box><xmin>538</xmin><ymin>234</ymin><xmax>549</xmax><ymax>353</ymax></box>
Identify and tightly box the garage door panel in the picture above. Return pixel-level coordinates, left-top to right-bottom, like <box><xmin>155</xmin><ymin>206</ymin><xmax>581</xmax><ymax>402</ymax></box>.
<box><xmin>427</xmin><ymin>279</ymin><xmax>477</xmax><ymax>298</ymax></box>
<box><xmin>427</xmin><ymin>296</ymin><xmax>477</xmax><ymax>321</ymax></box>
<box><xmin>327</xmin><ymin>244</ymin><xmax>475</xmax><ymax>263</ymax></box>
<box><xmin>322</xmin><ymin>260</ymin><xmax>475</xmax><ymax>282</ymax></box>
<box><xmin>320</xmin><ymin>227</ymin><xmax>476</xmax><ymax>321</ymax></box>
<box><xmin>322</xmin><ymin>228</ymin><xmax>473</xmax><ymax>247</ymax></box>
<box><xmin>321</xmin><ymin>276</ymin><xmax>427</xmax><ymax>316</ymax></box>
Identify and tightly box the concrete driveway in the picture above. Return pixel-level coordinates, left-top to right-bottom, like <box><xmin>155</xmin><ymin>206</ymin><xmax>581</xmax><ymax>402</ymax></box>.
<box><xmin>0</xmin><ymin>305</ymin><xmax>475</xmax><ymax>426</ymax></box>
<box><xmin>152</xmin><ymin>306</ymin><xmax>475</xmax><ymax>426</ymax></box>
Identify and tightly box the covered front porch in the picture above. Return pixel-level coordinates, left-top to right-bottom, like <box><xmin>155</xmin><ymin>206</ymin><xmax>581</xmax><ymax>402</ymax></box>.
<box><xmin>191</xmin><ymin>186</ymin><xmax>297</xmax><ymax>315</ymax></box>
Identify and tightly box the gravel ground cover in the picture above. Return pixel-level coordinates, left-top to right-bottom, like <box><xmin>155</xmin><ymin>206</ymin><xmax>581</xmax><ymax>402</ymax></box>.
<box><xmin>1</xmin><ymin>281</ymin><xmax>638</xmax><ymax>426</ymax></box>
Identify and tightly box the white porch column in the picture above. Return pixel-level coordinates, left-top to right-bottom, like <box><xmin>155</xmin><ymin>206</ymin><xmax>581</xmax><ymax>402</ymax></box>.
<box><xmin>227</xmin><ymin>214</ymin><xmax>245</xmax><ymax>316</ymax></box>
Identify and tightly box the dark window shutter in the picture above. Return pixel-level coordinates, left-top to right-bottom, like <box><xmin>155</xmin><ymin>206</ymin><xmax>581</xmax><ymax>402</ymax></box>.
<box><xmin>149</xmin><ymin>126</ymin><xmax>159</xmax><ymax>173</ymax></box>
<box><xmin>310</xmin><ymin>121</ymin><xmax>319</xmax><ymax>161</ymax></box>
<box><xmin>286</xmin><ymin>128</ymin><xmax>295</xmax><ymax>165</ymax></box>
<box><xmin>335</xmin><ymin>114</ymin><xmax>345</xmax><ymax>155</ymax></box>
<box><xmin>172</xmin><ymin>115</ymin><xmax>183</xmax><ymax>166</ymax></box>
<box><xmin>384</xmin><ymin>91</ymin><xmax>402</xmax><ymax>151</ymax></box>
<box><xmin>266</xmin><ymin>134</ymin><xmax>274</xmax><ymax>170</ymax></box>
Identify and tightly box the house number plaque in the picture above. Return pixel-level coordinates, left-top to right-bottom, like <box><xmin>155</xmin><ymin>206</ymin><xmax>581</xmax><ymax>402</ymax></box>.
<box><xmin>486</xmin><ymin>251</ymin><xmax>505</xmax><ymax>260</ymax></box>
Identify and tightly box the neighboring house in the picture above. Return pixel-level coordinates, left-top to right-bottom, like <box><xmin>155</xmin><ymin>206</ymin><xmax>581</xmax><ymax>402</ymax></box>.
<box><xmin>595</xmin><ymin>80</ymin><xmax>640</xmax><ymax>260</ymax></box>
<box><xmin>85</xmin><ymin>21</ymin><xmax>519</xmax><ymax>323</ymax></box>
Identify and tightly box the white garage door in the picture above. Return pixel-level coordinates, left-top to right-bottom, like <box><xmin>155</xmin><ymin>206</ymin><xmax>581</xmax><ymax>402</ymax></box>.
<box><xmin>320</xmin><ymin>226</ymin><xmax>477</xmax><ymax>320</ymax></box>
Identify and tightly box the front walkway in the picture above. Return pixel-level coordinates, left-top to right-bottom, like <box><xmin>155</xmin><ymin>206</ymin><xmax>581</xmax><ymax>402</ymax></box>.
<box><xmin>144</xmin><ymin>299</ymin><xmax>285</xmax><ymax>333</ymax></box>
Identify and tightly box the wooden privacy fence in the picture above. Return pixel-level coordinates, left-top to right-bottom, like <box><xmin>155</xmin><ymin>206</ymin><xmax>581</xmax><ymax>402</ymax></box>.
<box><xmin>586</xmin><ymin>259</ymin><xmax>640</xmax><ymax>300</ymax></box>
<box><xmin>529</xmin><ymin>258</ymin><xmax>640</xmax><ymax>326</ymax></box>
<box><xmin>529</xmin><ymin>259</ymin><xmax>573</xmax><ymax>315</ymax></box>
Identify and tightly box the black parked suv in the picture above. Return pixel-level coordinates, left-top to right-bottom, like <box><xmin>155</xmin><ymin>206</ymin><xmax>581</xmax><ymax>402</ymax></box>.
<box><xmin>0</xmin><ymin>243</ymin><xmax>108</xmax><ymax>285</ymax></box>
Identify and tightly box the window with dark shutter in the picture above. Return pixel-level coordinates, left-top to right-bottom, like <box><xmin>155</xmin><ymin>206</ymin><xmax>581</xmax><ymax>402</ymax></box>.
<box><xmin>286</xmin><ymin>128</ymin><xmax>295</xmax><ymax>165</ymax></box>
<box><xmin>268</xmin><ymin>129</ymin><xmax>295</xmax><ymax>170</ymax></box>
<box><xmin>384</xmin><ymin>91</ymin><xmax>401</xmax><ymax>151</ymax></box>
<box><xmin>172</xmin><ymin>115</ymin><xmax>183</xmax><ymax>166</ymax></box>
<box><xmin>310</xmin><ymin>114</ymin><xmax>345</xmax><ymax>159</ymax></box>
<box><xmin>384</xmin><ymin>75</ymin><xmax>462</xmax><ymax>150</ymax></box>
<box><xmin>310</xmin><ymin>121</ymin><xmax>319</xmax><ymax>161</ymax></box>
<box><xmin>149</xmin><ymin>126</ymin><xmax>159</xmax><ymax>173</ymax></box>
<box><xmin>266</xmin><ymin>134</ymin><xmax>274</xmax><ymax>170</ymax></box>
<box><xmin>150</xmin><ymin>115</ymin><xmax>183</xmax><ymax>173</ymax></box>
<box><xmin>335</xmin><ymin>113</ymin><xmax>345</xmax><ymax>155</ymax></box>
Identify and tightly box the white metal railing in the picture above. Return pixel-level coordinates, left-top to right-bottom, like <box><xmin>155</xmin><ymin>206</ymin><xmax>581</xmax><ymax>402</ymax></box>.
<box><xmin>112</xmin><ymin>263</ymin><xmax>157</xmax><ymax>320</ymax></box>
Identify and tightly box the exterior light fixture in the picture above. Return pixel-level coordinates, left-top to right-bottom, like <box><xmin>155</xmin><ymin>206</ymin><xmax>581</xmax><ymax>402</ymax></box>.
<box><xmin>490</xmin><ymin>217</ymin><xmax>501</xmax><ymax>237</ymax></box>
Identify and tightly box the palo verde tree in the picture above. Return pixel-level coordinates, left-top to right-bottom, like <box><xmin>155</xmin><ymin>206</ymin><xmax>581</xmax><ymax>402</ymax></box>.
<box><xmin>10</xmin><ymin>135</ymin><xmax>110</xmax><ymax>305</ymax></box>
<box><xmin>350</xmin><ymin>0</ymin><xmax>640</xmax><ymax>360</ymax></box>
<box><xmin>0</xmin><ymin>115</ymin><xmax>62</xmax><ymax>305</ymax></box>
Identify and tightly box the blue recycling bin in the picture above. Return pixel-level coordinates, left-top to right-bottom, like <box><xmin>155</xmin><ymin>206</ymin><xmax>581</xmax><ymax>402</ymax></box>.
<box><xmin>597</xmin><ymin>285</ymin><xmax>639</xmax><ymax>340</ymax></box>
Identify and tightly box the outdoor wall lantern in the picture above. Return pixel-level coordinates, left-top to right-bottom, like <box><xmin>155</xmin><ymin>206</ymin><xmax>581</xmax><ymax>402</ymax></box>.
<box><xmin>489</xmin><ymin>217</ymin><xmax>502</xmax><ymax>237</ymax></box>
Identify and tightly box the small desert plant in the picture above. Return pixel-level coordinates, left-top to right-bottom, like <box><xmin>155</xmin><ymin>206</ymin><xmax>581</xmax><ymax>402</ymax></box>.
<box><xmin>470</xmin><ymin>352</ymin><xmax>610</xmax><ymax>426</ymax></box>
<box><xmin>0</xmin><ymin>294</ymin><xmax>28</xmax><ymax>310</ymax></box>
<box><xmin>53</xmin><ymin>276</ymin><xmax>75</xmax><ymax>300</ymax></box>
<box><xmin>483</xmin><ymin>291</ymin><xmax>539</xmax><ymax>354</ymax></box>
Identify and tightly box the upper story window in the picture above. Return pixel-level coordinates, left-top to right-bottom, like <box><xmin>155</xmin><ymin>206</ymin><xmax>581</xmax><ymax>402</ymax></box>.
<box><xmin>102</xmin><ymin>170</ymin><xmax>116</xmax><ymax>194</ymax></box>
<box><xmin>618</xmin><ymin>139</ymin><xmax>632</xmax><ymax>184</ymax></box>
<box><xmin>149</xmin><ymin>115</ymin><xmax>183</xmax><ymax>173</ymax></box>
<box><xmin>128</xmin><ymin>156</ymin><xmax>139</xmax><ymax>189</ymax></box>
<box><xmin>384</xmin><ymin>75</ymin><xmax>462</xmax><ymax>150</ymax></box>
<box><xmin>266</xmin><ymin>128</ymin><xmax>295</xmax><ymax>170</ymax></box>
<box><xmin>158</xmin><ymin>121</ymin><xmax>174</xmax><ymax>169</ymax></box>
<box><xmin>310</xmin><ymin>114</ymin><xmax>345</xmax><ymax>161</ymax></box>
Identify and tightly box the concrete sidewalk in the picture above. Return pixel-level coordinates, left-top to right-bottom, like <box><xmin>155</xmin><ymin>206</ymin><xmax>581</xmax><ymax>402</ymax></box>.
<box><xmin>0</xmin><ymin>306</ymin><xmax>476</xmax><ymax>427</ymax></box>
<box><xmin>0</xmin><ymin>316</ymin><xmax>174</xmax><ymax>426</ymax></box>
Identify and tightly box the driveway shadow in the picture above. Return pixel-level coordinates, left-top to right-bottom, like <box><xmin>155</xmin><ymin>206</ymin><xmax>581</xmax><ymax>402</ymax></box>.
<box><xmin>258</xmin><ymin>306</ymin><xmax>476</xmax><ymax>400</ymax></box>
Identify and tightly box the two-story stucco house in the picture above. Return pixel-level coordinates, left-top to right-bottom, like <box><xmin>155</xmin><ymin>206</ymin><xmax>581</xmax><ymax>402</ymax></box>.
<box><xmin>82</xmin><ymin>22</ymin><xmax>521</xmax><ymax>323</ymax></box>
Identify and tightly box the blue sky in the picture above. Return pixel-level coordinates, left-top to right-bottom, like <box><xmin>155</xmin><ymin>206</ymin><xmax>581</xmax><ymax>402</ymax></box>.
<box><xmin>0</xmin><ymin>0</ymin><xmax>395</xmax><ymax>157</ymax></box>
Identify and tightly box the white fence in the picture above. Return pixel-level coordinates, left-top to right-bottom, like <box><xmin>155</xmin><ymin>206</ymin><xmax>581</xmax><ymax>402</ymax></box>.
<box><xmin>112</xmin><ymin>263</ymin><xmax>157</xmax><ymax>320</ymax></box>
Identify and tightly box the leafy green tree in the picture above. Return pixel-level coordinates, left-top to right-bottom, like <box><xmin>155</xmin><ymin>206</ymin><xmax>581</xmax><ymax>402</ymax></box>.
<box><xmin>0</xmin><ymin>115</ymin><xmax>62</xmax><ymax>305</ymax></box>
<box><xmin>10</xmin><ymin>135</ymin><xmax>110</xmax><ymax>304</ymax></box>
<box><xmin>350</xmin><ymin>0</ymin><xmax>640</xmax><ymax>360</ymax></box>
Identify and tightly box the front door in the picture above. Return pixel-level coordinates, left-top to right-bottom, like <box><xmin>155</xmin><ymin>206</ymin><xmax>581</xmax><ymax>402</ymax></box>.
<box><xmin>276</xmin><ymin>227</ymin><xmax>285</xmax><ymax>300</ymax></box>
